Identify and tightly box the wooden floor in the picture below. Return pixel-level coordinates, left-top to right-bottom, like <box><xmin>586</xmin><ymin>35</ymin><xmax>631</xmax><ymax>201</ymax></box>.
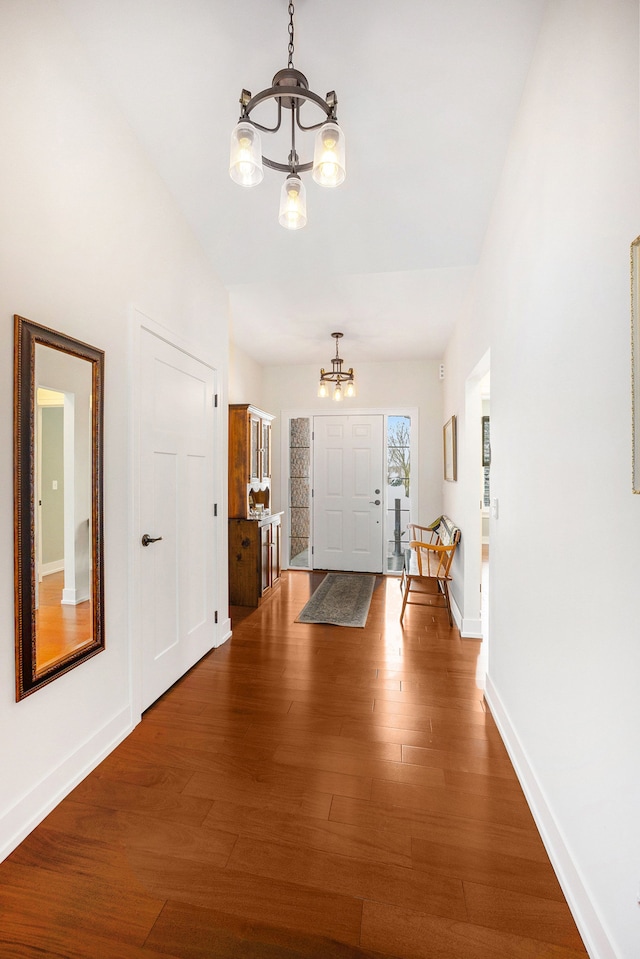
<box><xmin>36</xmin><ymin>570</ymin><xmax>92</xmax><ymax>670</ymax></box>
<box><xmin>0</xmin><ymin>571</ymin><xmax>589</xmax><ymax>959</ymax></box>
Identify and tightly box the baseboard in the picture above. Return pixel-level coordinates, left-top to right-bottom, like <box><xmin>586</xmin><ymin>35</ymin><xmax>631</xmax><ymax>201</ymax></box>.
<box><xmin>217</xmin><ymin>618</ymin><xmax>232</xmax><ymax>646</ymax></box>
<box><xmin>449</xmin><ymin>591</ymin><xmax>483</xmax><ymax>639</ymax></box>
<box><xmin>450</xmin><ymin>594</ymin><xmax>463</xmax><ymax>630</ymax></box>
<box><xmin>460</xmin><ymin>617</ymin><xmax>483</xmax><ymax>639</ymax></box>
<box><xmin>61</xmin><ymin>587</ymin><xmax>90</xmax><ymax>605</ymax></box>
<box><xmin>484</xmin><ymin>675</ymin><xmax>616</xmax><ymax>959</ymax></box>
<box><xmin>0</xmin><ymin>705</ymin><xmax>134</xmax><ymax>864</ymax></box>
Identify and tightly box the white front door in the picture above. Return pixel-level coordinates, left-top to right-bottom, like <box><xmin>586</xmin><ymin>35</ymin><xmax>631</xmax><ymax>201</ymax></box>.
<box><xmin>313</xmin><ymin>414</ymin><xmax>384</xmax><ymax>573</ymax></box>
<box><xmin>139</xmin><ymin>329</ymin><xmax>217</xmax><ymax>710</ymax></box>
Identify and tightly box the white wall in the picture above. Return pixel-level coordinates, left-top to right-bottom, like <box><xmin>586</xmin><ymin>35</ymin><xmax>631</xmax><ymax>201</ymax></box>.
<box><xmin>0</xmin><ymin>0</ymin><xmax>228</xmax><ymax>860</ymax></box>
<box><xmin>443</xmin><ymin>1</ymin><xmax>640</xmax><ymax>956</ymax></box>
<box><xmin>229</xmin><ymin>341</ymin><xmax>265</xmax><ymax>406</ymax></box>
<box><xmin>262</xmin><ymin>360</ymin><xmax>444</xmax><ymax>527</ymax></box>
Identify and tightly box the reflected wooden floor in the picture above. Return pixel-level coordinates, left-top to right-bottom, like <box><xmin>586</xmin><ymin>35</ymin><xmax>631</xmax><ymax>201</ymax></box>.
<box><xmin>0</xmin><ymin>571</ymin><xmax>588</xmax><ymax>958</ymax></box>
<box><xmin>36</xmin><ymin>571</ymin><xmax>92</xmax><ymax>670</ymax></box>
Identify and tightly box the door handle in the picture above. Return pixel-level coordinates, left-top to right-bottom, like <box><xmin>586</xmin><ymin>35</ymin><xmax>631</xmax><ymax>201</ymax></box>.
<box><xmin>141</xmin><ymin>533</ymin><xmax>163</xmax><ymax>547</ymax></box>
<box><xmin>369</xmin><ymin>500</ymin><xmax>381</xmax><ymax>506</ymax></box>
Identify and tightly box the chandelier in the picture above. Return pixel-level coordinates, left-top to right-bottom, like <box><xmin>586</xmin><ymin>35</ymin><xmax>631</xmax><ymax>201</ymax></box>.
<box><xmin>318</xmin><ymin>333</ymin><xmax>356</xmax><ymax>401</ymax></box>
<box><xmin>229</xmin><ymin>1</ymin><xmax>346</xmax><ymax>230</ymax></box>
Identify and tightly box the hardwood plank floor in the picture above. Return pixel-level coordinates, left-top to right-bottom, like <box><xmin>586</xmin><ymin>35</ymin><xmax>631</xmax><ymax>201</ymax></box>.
<box><xmin>35</xmin><ymin>570</ymin><xmax>93</xmax><ymax>670</ymax></box>
<box><xmin>0</xmin><ymin>570</ymin><xmax>589</xmax><ymax>958</ymax></box>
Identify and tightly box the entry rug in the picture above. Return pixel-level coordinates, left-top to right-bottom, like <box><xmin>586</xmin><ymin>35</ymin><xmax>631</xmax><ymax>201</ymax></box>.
<box><xmin>295</xmin><ymin>573</ymin><xmax>376</xmax><ymax>628</ymax></box>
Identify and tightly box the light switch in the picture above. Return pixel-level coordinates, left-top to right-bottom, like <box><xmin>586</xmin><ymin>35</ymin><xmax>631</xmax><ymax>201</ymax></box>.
<box><xmin>52</xmin><ymin>480</ymin><xmax>58</xmax><ymax>490</ymax></box>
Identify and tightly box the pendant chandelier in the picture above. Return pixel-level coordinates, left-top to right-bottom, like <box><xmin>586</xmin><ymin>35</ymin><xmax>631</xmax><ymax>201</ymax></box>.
<box><xmin>318</xmin><ymin>333</ymin><xmax>356</xmax><ymax>401</ymax></box>
<box><xmin>229</xmin><ymin>1</ymin><xmax>346</xmax><ymax>230</ymax></box>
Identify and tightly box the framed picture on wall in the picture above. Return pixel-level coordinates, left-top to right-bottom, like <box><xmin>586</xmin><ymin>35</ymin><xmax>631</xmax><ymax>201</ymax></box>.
<box><xmin>632</xmin><ymin>235</ymin><xmax>640</xmax><ymax>493</ymax></box>
<box><xmin>443</xmin><ymin>415</ymin><xmax>457</xmax><ymax>482</ymax></box>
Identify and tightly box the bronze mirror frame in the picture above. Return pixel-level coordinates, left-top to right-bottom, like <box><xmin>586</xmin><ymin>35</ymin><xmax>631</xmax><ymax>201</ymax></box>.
<box><xmin>14</xmin><ymin>315</ymin><xmax>105</xmax><ymax>700</ymax></box>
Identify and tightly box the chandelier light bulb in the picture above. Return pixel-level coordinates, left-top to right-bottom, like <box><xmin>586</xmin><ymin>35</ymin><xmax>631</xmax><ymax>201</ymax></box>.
<box><xmin>278</xmin><ymin>173</ymin><xmax>307</xmax><ymax>230</ymax></box>
<box><xmin>333</xmin><ymin>381</ymin><xmax>343</xmax><ymax>401</ymax></box>
<box><xmin>317</xmin><ymin>379</ymin><xmax>329</xmax><ymax>398</ymax></box>
<box><xmin>344</xmin><ymin>379</ymin><xmax>356</xmax><ymax>398</ymax></box>
<box><xmin>229</xmin><ymin>122</ymin><xmax>264</xmax><ymax>187</ymax></box>
<box><xmin>312</xmin><ymin>121</ymin><xmax>346</xmax><ymax>188</ymax></box>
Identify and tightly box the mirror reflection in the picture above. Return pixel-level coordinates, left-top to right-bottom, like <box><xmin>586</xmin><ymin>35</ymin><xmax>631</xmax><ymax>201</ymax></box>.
<box><xmin>14</xmin><ymin>316</ymin><xmax>104</xmax><ymax>699</ymax></box>
<box><xmin>35</xmin><ymin>347</ymin><xmax>94</xmax><ymax>670</ymax></box>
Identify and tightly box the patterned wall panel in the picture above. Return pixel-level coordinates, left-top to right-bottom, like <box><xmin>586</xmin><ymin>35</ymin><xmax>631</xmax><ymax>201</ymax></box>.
<box><xmin>289</xmin><ymin>418</ymin><xmax>310</xmax><ymax>566</ymax></box>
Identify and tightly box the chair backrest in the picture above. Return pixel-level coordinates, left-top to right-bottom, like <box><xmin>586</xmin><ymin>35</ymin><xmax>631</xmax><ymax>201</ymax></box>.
<box><xmin>408</xmin><ymin>515</ymin><xmax>461</xmax><ymax>579</ymax></box>
<box><xmin>407</xmin><ymin>515</ymin><xmax>461</xmax><ymax>546</ymax></box>
<box><xmin>435</xmin><ymin>515</ymin><xmax>460</xmax><ymax>548</ymax></box>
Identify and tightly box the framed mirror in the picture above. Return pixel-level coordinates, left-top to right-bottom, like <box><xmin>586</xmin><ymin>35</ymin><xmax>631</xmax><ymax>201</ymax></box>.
<box><xmin>14</xmin><ymin>315</ymin><xmax>105</xmax><ymax>700</ymax></box>
<box><xmin>632</xmin><ymin>237</ymin><xmax>640</xmax><ymax>493</ymax></box>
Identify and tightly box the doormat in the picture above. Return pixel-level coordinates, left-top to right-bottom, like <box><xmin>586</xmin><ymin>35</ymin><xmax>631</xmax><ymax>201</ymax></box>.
<box><xmin>295</xmin><ymin>573</ymin><xmax>376</xmax><ymax>628</ymax></box>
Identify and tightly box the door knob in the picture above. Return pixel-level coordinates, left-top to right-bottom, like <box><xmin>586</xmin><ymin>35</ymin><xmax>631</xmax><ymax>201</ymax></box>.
<box><xmin>369</xmin><ymin>499</ymin><xmax>381</xmax><ymax>506</ymax></box>
<box><xmin>141</xmin><ymin>533</ymin><xmax>163</xmax><ymax>547</ymax></box>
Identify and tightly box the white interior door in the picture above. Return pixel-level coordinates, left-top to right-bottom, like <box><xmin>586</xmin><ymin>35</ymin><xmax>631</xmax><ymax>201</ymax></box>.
<box><xmin>140</xmin><ymin>329</ymin><xmax>217</xmax><ymax>709</ymax></box>
<box><xmin>313</xmin><ymin>414</ymin><xmax>384</xmax><ymax>572</ymax></box>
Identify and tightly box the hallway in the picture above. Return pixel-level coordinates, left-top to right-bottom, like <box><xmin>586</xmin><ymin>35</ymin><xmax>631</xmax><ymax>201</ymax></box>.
<box><xmin>0</xmin><ymin>571</ymin><xmax>587</xmax><ymax>958</ymax></box>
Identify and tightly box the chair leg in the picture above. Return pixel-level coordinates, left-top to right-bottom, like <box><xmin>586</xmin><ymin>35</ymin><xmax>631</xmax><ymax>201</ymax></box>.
<box><xmin>441</xmin><ymin>579</ymin><xmax>453</xmax><ymax>627</ymax></box>
<box><xmin>400</xmin><ymin>576</ymin><xmax>411</xmax><ymax>623</ymax></box>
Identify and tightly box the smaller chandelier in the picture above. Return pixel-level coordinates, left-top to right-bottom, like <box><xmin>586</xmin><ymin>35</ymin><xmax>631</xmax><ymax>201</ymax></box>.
<box><xmin>318</xmin><ymin>333</ymin><xmax>356</xmax><ymax>401</ymax></box>
<box><xmin>229</xmin><ymin>1</ymin><xmax>345</xmax><ymax>230</ymax></box>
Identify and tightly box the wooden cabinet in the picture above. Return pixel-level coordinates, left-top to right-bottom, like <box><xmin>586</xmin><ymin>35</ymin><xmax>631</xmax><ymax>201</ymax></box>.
<box><xmin>228</xmin><ymin>404</ymin><xmax>274</xmax><ymax>518</ymax></box>
<box><xmin>228</xmin><ymin>404</ymin><xmax>280</xmax><ymax>606</ymax></box>
<box><xmin>229</xmin><ymin>513</ymin><xmax>282</xmax><ymax>607</ymax></box>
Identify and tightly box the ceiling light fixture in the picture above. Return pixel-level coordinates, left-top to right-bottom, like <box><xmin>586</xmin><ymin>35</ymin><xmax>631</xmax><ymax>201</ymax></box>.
<box><xmin>229</xmin><ymin>1</ymin><xmax>345</xmax><ymax>230</ymax></box>
<box><xmin>318</xmin><ymin>333</ymin><xmax>356</xmax><ymax>401</ymax></box>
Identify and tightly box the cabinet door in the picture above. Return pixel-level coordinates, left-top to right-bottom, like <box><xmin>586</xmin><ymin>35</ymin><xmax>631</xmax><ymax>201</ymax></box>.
<box><xmin>260</xmin><ymin>524</ymin><xmax>271</xmax><ymax>594</ymax></box>
<box><xmin>261</xmin><ymin>420</ymin><xmax>271</xmax><ymax>480</ymax></box>
<box><xmin>249</xmin><ymin>415</ymin><xmax>260</xmax><ymax>481</ymax></box>
<box><xmin>273</xmin><ymin>519</ymin><xmax>281</xmax><ymax>586</ymax></box>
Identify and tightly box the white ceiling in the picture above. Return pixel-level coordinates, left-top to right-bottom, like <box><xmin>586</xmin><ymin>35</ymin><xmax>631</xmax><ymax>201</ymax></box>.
<box><xmin>58</xmin><ymin>0</ymin><xmax>545</xmax><ymax>366</ymax></box>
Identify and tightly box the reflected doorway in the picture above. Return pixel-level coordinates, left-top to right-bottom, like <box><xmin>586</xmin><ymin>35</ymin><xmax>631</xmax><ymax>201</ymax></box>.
<box><xmin>35</xmin><ymin>383</ymin><xmax>93</xmax><ymax>671</ymax></box>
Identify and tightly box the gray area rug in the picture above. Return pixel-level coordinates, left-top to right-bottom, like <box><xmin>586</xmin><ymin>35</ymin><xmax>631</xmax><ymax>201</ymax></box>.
<box><xmin>296</xmin><ymin>573</ymin><xmax>376</xmax><ymax>628</ymax></box>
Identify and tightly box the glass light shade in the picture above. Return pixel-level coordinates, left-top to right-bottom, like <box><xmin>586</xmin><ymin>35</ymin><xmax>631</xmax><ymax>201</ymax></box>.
<box><xmin>318</xmin><ymin>379</ymin><xmax>329</xmax><ymax>398</ymax></box>
<box><xmin>229</xmin><ymin>122</ymin><xmax>264</xmax><ymax>187</ymax></box>
<box><xmin>278</xmin><ymin>174</ymin><xmax>307</xmax><ymax>230</ymax></box>
<box><xmin>332</xmin><ymin>382</ymin><xmax>343</xmax><ymax>401</ymax></box>
<box><xmin>312</xmin><ymin>121</ymin><xmax>346</xmax><ymax>187</ymax></box>
<box><xmin>344</xmin><ymin>378</ymin><xmax>356</xmax><ymax>398</ymax></box>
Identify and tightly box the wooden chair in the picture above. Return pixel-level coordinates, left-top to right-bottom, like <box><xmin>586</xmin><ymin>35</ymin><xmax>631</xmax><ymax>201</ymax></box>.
<box><xmin>400</xmin><ymin>516</ymin><xmax>461</xmax><ymax>627</ymax></box>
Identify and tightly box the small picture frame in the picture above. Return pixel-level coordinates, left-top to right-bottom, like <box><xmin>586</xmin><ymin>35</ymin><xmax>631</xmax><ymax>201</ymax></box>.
<box><xmin>443</xmin><ymin>414</ymin><xmax>457</xmax><ymax>482</ymax></box>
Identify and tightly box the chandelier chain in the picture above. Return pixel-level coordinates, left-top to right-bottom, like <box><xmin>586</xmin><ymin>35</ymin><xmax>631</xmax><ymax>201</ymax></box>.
<box><xmin>287</xmin><ymin>2</ymin><xmax>295</xmax><ymax>68</ymax></box>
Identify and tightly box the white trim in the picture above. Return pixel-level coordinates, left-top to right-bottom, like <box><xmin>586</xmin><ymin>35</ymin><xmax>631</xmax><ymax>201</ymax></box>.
<box><xmin>0</xmin><ymin>706</ymin><xmax>133</xmax><ymax>863</ymax></box>
<box><xmin>484</xmin><ymin>675</ymin><xmax>617</xmax><ymax>959</ymax></box>
<box><xmin>449</xmin><ymin>591</ymin><xmax>484</xmax><ymax>639</ymax></box>
<box><xmin>460</xmin><ymin>616</ymin><xmax>483</xmax><ymax>639</ymax></box>
<box><xmin>219</xmin><ymin>618</ymin><xmax>232</xmax><ymax>646</ymax></box>
<box><xmin>61</xmin><ymin>587</ymin><xmax>90</xmax><ymax>606</ymax></box>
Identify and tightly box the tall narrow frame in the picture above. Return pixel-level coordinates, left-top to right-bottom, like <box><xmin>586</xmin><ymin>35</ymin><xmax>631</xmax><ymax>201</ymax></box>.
<box><xmin>443</xmin><ymin>414</ymin><xmax>457</xmax><ymax>482</ymax></box>
<box><xmin>632</xmin><ymin>237</ymin><xmax>640</xmax><ymax>493</ymax></box>
<box><xmin>14</xmin><ymin>315</ymin><xmax>105</xmax><ymax>699</ymax></box>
